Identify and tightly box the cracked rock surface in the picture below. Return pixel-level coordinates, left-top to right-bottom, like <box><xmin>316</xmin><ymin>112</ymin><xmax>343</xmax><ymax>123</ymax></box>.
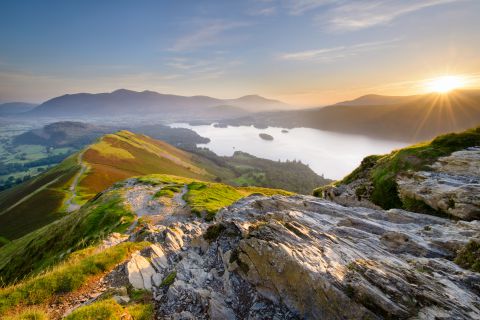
<box><xmin>397</xmin><ymin>147</ymin><xmax>480</xmax><ymax>220</ymax></box>
<box><xmin>120</xmin><ymin>185</ymin><xmax>480</xmax><ymax>319</ymax></box>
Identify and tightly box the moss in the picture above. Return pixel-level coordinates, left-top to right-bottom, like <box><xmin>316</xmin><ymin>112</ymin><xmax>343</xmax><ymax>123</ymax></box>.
<box><xmin>402</xmin><ymin>196</ymin><xmax>446</xmax><ymax>217</ymax></box>
<box><xmin>153</xmin><ymin>184</ymin><xmax>182</xmax><ymax>199</ymax></box>
<box><xmin>160</xmin><ymin>271</ymin><xmax>177</xmax><ymax>287</ymax></box>
<box><xmin>203</xmin><ymin>224</ymin><xmax>226</xmax><ymax>242</ymax></box>
<box><xmin>129</xmin><ymin>289</ymin><xmax>151</xmax><ymax>303</ymax></box>
<box><xmin>455</xmin><ymin>240</ymin><xmax>480</xmax><ymax>272</ymax></box>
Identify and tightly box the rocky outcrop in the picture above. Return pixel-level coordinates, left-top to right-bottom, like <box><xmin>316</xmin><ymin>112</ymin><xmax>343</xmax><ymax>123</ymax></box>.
<box><xmin>397</xmin><ymin>147</ymin><xmax>480</xmax><ymax>220</ymax></box>
<box><xmin>120</xmin><ymin>193</ymin><xmax>480</xmax><ymax>319</ymax></box>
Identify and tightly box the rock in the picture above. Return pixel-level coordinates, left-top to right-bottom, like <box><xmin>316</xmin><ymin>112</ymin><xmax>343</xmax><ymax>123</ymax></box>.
<box><xmin>112</xmin><ymin>295</ymin><xmax>130</xmax><ymax>305</ymax></box>
<box><xmin>259</xmin><ymin>133</ymin><xmax>274</xmax><ymax>141</ymax></box>
<box><xmin>397</xmin><ymin>148</ymin><xmax>480</xmax><ymax>220</ymax></box>
<box><xmin>215</xmin><ymin>195</ymin><xmax>480</xmax><ymax>319</ymax></box>
<box><xmin>126</xmin><ymin>252</ymin><xmax>156</xmax><ymax>290</ymax></box>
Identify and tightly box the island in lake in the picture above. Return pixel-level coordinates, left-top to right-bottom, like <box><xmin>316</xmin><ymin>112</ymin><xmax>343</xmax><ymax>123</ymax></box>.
<box><xmin>259</xmin><ymin>133</ymin><xmax>274</xmax><ymax>141</ymax></box>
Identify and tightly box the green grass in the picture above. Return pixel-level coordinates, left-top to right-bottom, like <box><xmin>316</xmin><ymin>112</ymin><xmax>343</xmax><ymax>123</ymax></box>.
<box><xmin>455</xmin><ymin>240</ymin><xmax>480</xmax><ymax>272</ymax></box>
<box><xmin>64</xmin><ymin>298</ymin><xmax>154</xmax><ymax>320</ymax></box>
<box><xmin>65</xmin><ymin>299</ymin><xmax>124</xmax><ymax>320</ymax></box>
<box><xmin>3</xmin><ymin>308</ymin><xmax>49</xmax><ymax>320</ymax></box>
<box><xmin>318</xmin><ymin>126</ymin><xmax>480</xmax><ymax>211</ymax></box>
<box><xmin>184</xmin><ymin>182</ymin><xmax>248</xmax><ymax>220</ymax></box>
<box><xmin>0</xmin><ymin>190</ymin><xmax>135</xmax><ymax>285</ymax></box>
<box><xmin>153</xmin><ymin>184</ymin><xmax>182</xmax><ymax>198</ymax></box>
<box><xmin>160</xmin><ymin>271</ymin><xmax>177</xmax><ymax>287</ymax></box>
<box><xmin>0</xmin><ymin>241</ymin><xmax>149</xmax><ymax>316</ymax></box>
<box><xmin>184</xmin><ymin>181</ymin><xmax>293</xmax><ymax>220</ymax></box>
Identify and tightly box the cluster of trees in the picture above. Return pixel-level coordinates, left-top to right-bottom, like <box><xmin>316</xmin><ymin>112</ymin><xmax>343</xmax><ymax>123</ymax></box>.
<box><xmin>185</xmin><ymin>146</ymin><xmax>332</xmax><ymax>194</ymax></box>
<box><xmin>0</xmin><ymin>153</ymin><xmax>68</xmax><ymax>176</ymax></box>
<box><xmin>0</xmin><ymin>174</ymin><xmax>33</xmax><ymax>191</ymax></box>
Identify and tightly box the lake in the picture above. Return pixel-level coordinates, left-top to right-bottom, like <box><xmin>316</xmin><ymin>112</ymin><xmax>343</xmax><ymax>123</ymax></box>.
<box><xmin>170</xmin><ymin>123</ymin><xmax>409</xmax><ymax>180</ymax></box>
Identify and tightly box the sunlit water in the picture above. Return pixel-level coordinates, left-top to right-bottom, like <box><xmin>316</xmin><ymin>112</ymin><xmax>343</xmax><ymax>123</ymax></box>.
<box><xmin>170</xmin><ymin>123</ymin><xmax>409</xmax><ymax>180</ymax></box>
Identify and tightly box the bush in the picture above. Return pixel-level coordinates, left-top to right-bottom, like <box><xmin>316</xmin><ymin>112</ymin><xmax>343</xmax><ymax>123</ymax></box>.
<box><xmin>455</xmin><ymin>240</ymin><xmax>480</xmax><ymax>272</ymax></box>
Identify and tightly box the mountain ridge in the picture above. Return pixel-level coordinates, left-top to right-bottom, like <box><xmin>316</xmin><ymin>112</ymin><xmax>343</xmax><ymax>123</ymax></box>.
<box><xmin>24</xmin><ymin>89</ymin><xmax>290</xmax><ymax>117</ymax></box>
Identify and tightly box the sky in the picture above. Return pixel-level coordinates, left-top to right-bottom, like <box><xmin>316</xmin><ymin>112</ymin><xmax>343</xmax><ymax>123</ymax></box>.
<box><xmin>1</xmin><ymin>0</ymin><xmax>480</xmax><ymax>106</ymax></box>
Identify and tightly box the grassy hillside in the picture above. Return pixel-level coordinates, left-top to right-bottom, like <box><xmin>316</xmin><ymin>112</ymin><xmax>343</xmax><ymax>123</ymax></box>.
<box><xmin>314</xmin><ymin>126</ymin><xmax>480</xmax><ymax>212</ymax></box>
<box><xmin>0</xmin><ymin>173</ymin><xmax>291</xmax><ymax>285</ymax></box>
<box><xmin>0</xmin><ymin>154</ymin><xmax>80</xmax><ymax>240</ymax></box>
<box><xmin>78</xmin><ymin>130</ymin><xmax>213</xmax><ymax>197</ymax></box>
<box><xmin>0</xmin><ymin>131</ymin><xmax>214</xmax><ymax>241</ymax></box>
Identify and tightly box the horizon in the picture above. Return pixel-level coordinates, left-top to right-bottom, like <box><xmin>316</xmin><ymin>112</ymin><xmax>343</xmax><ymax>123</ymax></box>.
<box><xmin>1</xmin><ymin>0</ymin><xmax>480</xmax><ymax>106</ymax></box>
<box><xmin>4</xmin><ymin>86</ymin><xmax>480</xmax><ymax>109</ymax></box>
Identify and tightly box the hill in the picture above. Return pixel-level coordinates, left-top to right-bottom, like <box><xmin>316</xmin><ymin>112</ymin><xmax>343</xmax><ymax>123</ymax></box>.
<box><xmin>334</xmin><ymin>93</ymin><xmax>420</xmax><ymax>106</ymax></box>
<box><xmin>26</xmin><ymin>89</ymin><xmax>289</xmax><ymax>117</ymax></box>
<box><xmin>0</xmin><ymin>131</ymin><xmax>329</xmax><ymax>241</ymax></box>
<box><xmin>13</xmin><ymin>121</ymin><xmax>113</xmax><ymax>147</ymax></box>
<box><xmin>0</xmin><ymin>131</ymin><xmax>215</xmax><ymax>241</ymax></box>
<box><xmin>0</xmin><ymin>102</ymin><xmax>37</xmax><ymax>116</ymax></box>
<box><xmin>314</xmin><ymin>126</ymin><xmax>480</xmax><ymax>220</ymax></box>
<box><xmin>222</xmin><ymin>89</ymin><xmax>480</xmax><ymax>142</ymax></box>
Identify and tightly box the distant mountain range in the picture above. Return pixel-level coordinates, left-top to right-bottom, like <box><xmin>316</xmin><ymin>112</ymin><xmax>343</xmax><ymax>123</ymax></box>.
<box><xmin>12</xmin><ymin>89</ymin><xmax>289</xmax><ymax>118</ymax></box>
<box><xmin>0</xmin><ymin>102</ymin><xmax>37</xmax><ymax>115</ymax></box>
<box><xmin>222</xmin><ymin>89</ymin><xmax>480</xmax><ymax>142</ymax></box>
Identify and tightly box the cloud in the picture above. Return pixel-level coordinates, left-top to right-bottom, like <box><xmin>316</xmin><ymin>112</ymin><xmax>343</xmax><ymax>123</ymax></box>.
<box><xmin>165</xmin><ymin>56</ymin><xmax>242</xmax><ymax>81</ymax></box>
<box><xmin>248</xmin><ymin>6</ymin><xmax>277</xmax><ymax>16</ymax></box>
<box><xmin>317</xmin><ymin>0</ymin><xmax>459</xmax><ymax>32</ymax></box>
<box><xmin>279</xmin><ymin>39</ymin><xmax>399</xmax><ymax>61</ymax></box>
<box><xmin>283</xmin><ymin>0</ymin><xmax>333</xmax><ymax>15</ymax></box>
<box><xmin>169</xmin><ymin>20</ymin><xmax>249</xmax><ymax>52</ymax></box>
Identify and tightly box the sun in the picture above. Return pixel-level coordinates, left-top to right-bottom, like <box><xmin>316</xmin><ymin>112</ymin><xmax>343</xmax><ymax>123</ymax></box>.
<box><xmin>425</xmin><ymin>75</ymin><xmax>465</xmax><ymax>93</ymax></box>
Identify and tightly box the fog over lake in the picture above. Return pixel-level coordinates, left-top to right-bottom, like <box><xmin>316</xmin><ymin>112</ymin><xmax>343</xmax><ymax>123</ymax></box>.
<box><xmin>170</xmin><ymin>123</ymin><xmax>409</xmax><ymax>179</ymax></box>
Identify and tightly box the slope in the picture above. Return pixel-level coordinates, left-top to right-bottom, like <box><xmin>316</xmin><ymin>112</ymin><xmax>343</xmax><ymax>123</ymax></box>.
<box><xmin>0</xmin><ymin>173</ymin><xmax>291</xmax><ymax>285</ymax></box>
<box><xmin>0</xmin><ymin>131</ymin><xmax>214</xmax><ymax>241</ymax></box>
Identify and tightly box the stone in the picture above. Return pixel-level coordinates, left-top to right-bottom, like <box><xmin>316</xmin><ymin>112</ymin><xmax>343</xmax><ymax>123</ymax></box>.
<box><xmin>126</xmin><ymin>252</ymin><xmax>156</xmax><ymax>290</ymax></box>
<box><xmin>397</xmin><ymin>148</ymin><xmax>480</xmax><ymax>220</ymax></box>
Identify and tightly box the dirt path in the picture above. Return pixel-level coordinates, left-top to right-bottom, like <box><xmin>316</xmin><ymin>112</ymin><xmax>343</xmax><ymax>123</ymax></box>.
<box><xmin>65</xmin><ymin>151</ymin><xmax>88</xmax><ymax>212</ymax></box>
<box><xmin>0</xmin><ymin>176</ymin><xmax>61</xmax><ymax>215</ymax></box>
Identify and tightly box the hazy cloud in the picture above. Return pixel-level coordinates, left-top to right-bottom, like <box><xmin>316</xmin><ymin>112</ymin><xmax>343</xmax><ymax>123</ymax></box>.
<box><xmin>169</xmin><ymin>20</ymin><xmax>249</xmax><ymax>52</ymax></box>
<box><xmin>248</xmin><ymin>6</ymin><xmax>277</xmax><ymax>16</ymax></box>
<box><xmin>280</xmin><ymin>39</ymin><xmax>399</xmax><ymax>61</ymax></box>
<box><xmin>283</xmin><ymin>0</ymin><xmax>333</xmax><ymax>15</ymax></box>
<box><xmin>317</xmin><ymin>0</ymin><xmax>458</xmax><ymax>31</ymax></box>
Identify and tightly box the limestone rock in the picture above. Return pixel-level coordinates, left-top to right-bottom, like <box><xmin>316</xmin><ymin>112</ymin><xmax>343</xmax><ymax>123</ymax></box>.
<box><xmin>216</xmin><ymin>195</ymin><xmax>480</xmax><ymax>319</ymax></box>
<box><xmin>126</xmin><ymin>252</ymin><xmax>156</xmax><ymax>290</ymax></box>
<box><xmin>397</xmin><ymin>147</ymin><xmax>480</xmax><ymax>220</ymax></box>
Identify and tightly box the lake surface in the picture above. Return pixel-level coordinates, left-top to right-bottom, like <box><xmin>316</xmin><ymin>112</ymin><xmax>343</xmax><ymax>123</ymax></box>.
<box><xmin>170</xmin><ymin>123</ymin><xmax>409</xmax><ymax>180</ymax></box>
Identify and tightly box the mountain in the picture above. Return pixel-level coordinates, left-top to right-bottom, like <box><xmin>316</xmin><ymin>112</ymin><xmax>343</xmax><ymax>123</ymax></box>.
<box><xmin>315</xmin><ymin>126</ymin><xmax>480</xmax><ymax>220</ymax></box>
<box><xmin>0</xmin><ymin>102</ymin><xmax>37</xmax><ymax>115</ymax></box>
<box><xmin>0</xmin><ymin>131</ymin><xmax>329</xmax><ymax>241</ymax></box>
<box><xmin>222</xmin><ymin>89</ymin><xmax>480</xmax><ymax>142</ymax></box>
<box><xmin>335</xmin><ymin>93</ymin><xmax>420</xmax><ymax>106</ymax></box>
<box><xmin>13</xmin><ymin>121</ymin><xmax>114</xmax><ymax>147</ymax></box>
<box><xmin>26</xmin><ymin>89</ymin><xmax>289</xmax><ymax>117</ymax></box>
